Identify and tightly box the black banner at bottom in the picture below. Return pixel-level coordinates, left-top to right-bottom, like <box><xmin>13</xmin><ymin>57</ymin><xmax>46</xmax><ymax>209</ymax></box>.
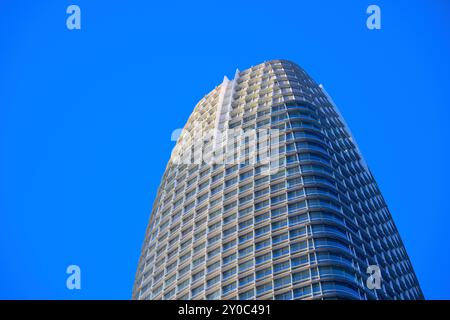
<box><xmin>0</xmin><ymin>300</ymin><xmax>444</xmax><ymax>318</ymax></box>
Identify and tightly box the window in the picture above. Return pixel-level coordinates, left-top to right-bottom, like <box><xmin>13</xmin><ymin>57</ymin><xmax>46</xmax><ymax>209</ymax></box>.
<box><xmin>287</xmin><ymin>177</ymin><xmax>302</xmax><ymax>188</ymax></box>
<box><xmin>272</xmin><ymin>233</ymin><xmax>288</xmax><ymax>244</ymax></box>
<box><xmin>184</xmin><ymin>202</ymin><xmax>195</xmax><ymax>213</ymax></box>
<box><xmin>240</xmin><ymin>170</ymin><xmax>253</xmax><ymax>181</ymax></box>
<box><xmin>207</xmin><ymin>290</ymin><xmax>221</xmax><ymax>300</ymax></box>
<box><xmin>239</xmin><ymin>260</ymin><xmax>254</xmax><ymax>272</ymax></box>
<box><xmin>292</xmin><ymin>269</ymin><xmax>309</xmax><ymax>283</ymax></box>
<box><xmin>255</xmin><ymin>176</ymin><xmax>269</xmax><ymax>186</ymax></box>
<box><xmin>178</xmin><ymin>265</ymin><xmax>189</xmax><ymax>277</ymax></box>
<box><xmin>311</xmin><ymin>224</ymin><xmax>346</xmax><ymax>238</ymax></box>
<box><xmin>224</xmin><ymin>201</ymin><xmax>237</xmax><ymax>212</ymax></box>
<box><xmin>305</xmin><ymin>187</ymin><xmax>338</xmax><ymax>199</ymax></box>
<box><xmin>224</xmin><ymin>213</ymin><xmax>236</xmax><ymax>224</ymax></box>
<box><xmin>211</xmin><ymin>172</ymin><xmax>223</xmax><ymax>182</ymax></box>
<box><xmin>239</xmin><ymin>232</ymin><xmax>253</xmax><ymax>244</ymax></box>
<box><xmin>255</xmin><ymin>200</ymin><xmax>269</xmax><ymax>211</ymax></box>
<box><xmin>273</xmin><ymin>246</ymin><xmax>289</xmax><ymax>258</ymax></box>
<box><xmin>239</xmin><ymin>274</ymin><xmax>254</xmax><ymax>287</ymax></box>
<box><xmin>207</xmin><ymin>261</ymin><xmax>220</xmax><ymax>273</ymax></box>
<box><xmin>293</xmin><ymin>285</ymin><xmax>312</xmax><ymax>298</ymax></box>
<box><xmin>191</xmin><ymin>284</ymin><xmax>204</xmax><ymax>297</ymax></box>
<box><xmin>208</xmin><ymin>221</ymin><xmax>221</xmax><ymax>232</ymax></box>
<box><xmin>308</xmin><ymin>199</ymin><xmax>341</xmax><ymax>211</ymax></box>
<box><xmin>289</xmin><ymin>226</ymin><xmax>307</xmax><ymax>239</ymax></box>
<box><xmin>223</xmin><ymin>226</ymin><xmax>236</xmax><ymax>238</ymax></box>
<box><xmin>291</xmin><ymin>255</ymin><xmax>309</xmax><ymax>268</ymax></box>
<box><xmin>290</xmin><ymin>240</ymin><xmax>308</xmax><ymax>253</ymax></box>
<box><xmin>256</xmin><ymin>267</ymin><xmax>272</xmax><ymax>279</ymax></box>
<box><xmin>208</xmin><ymin>234</ymin><xmax>220</xmax><ymax>245</ymax></box>
<box><xmin>179</xmin><ymin>252</ymin><xmax>190</xmax><ymax>264</ymax></box>
<box><xmin>256</xmin><ymin>239</ymin><xmax>270</xmax><ymax>250</ymax></box>
<box><xmin>197</xmin><ymin>193</ymin><xmax>209</xmax><ymax>204</ymax></box>
<box><xmin>223</xmin><ymin>239</ymin><xmax>236</xmax><ymax>251</ymax></box>
<box><xmin>271</xmin><ymin>194</ymin><xmax>286</xmax><ymax>204</ymax></box>
<box><xmin>286</xmin><ymin>155</ymin><xmax>298</xmax><ymax>164</ymax></box>
<box><xmin>288</xmin><ymin>200</ymin><xmax>306</xmax><ymax>213</ymax></box>
<box><xmin>314</xmin><ymin>238</ymin><xmax>350</xmax><ymax>253</ymax></box>
<box><xmin>223</xmin><ymin>253</ymin><xmax>237</xmax><ymax>265</ymax></box>
<box><xmin>257</xmin><ymin>119</ymin><xmax>270</xmax><ymax>128</ymax></box>
<box><xmin>271</xmin><ymin>206</ymin><xmax>286</xmax><ymax>217</ymax></box>
<box><xmin>177</xmin><ymin>278</ymin><xmax>189</xmax><ymax>291</ymax></box>
<box><xmin>239</xmin><ymin>289</ymin><xmax>255</xmax><ymax>300</ymax></box>
<box><xmin>255</xmin><ymin>188</ymin><xmax>269</xmax><ymax>198</ymax></box>
<box><xmin>318</xmin><ymin>266</ymin><xmax>356</xmax><ymax>281</ymax></box>
<box><xmin>239</xmin><ymin>245</ymin><xmax>253</xmax><ymax>258</ymax></box>
<box><xmin>198</xmin><ymin>181</ymin><xmax>209</xmax><ymax>191</ymax></box>
<box><xmin>296</xmin><ymin>142</ymin><xmax>327</xmax><ymax>153</ymax></box>
<box><xmin>256</xmin><ymin>253</ymin><xmax>271</xmax><ymax>265</ymax></box>
<box><xmin>315</xmin><ymin>251</ymin><xmax>352</xmax><ymax>266</ymax></box>
<box><xmin>207</xmin><ymin>275</ymin><xmax>220</xmax><ymax>288</ymax></box>
<box><xmin>193</xmin><ymin>242</ymin><xmax>206</xmax><ymax>254</ymax></box>
<box><xmin>199</xmin><ymin>168</ymin><xmax>210</xmax><ymax>178</ymax></box>
<box><xmin>256</xmin><ymin>282</ymin><xmax>272</xmax><ymax>295</ymax></box>
<box><xmin>239</xmin><ymin>194</ymin><xmax>253</xmax><ymax>205</ymax></box>
<box><xmin>287</xmin><ymin>166</ymin><xmax>300</xmax><ymax>176</ymax></box>
<box><xmin>274</xmin><ymin>261</ymin><xmax>290</xmax><ymax>273</ymax></box>
<box><xmin>225</xmin><ymin>176</ymin><xmax>237</xmax><ymax>188</ymax></box>
<box><xmin>299</xmin><ymin>153</ymin><xmax>330</xmax><ymax>164</ymax></box>
<box><xmin>211</xmin><ymin>185</ymin><xmax>222</xmax><ymax>196</ymax></box>
<box><xmin>288</xmin><ymin>189</ymin><xmax>305</xmax><ymax>200</ymax></box>
<box><xmin>226</xmin><ymin>165</ymin><xmax>238</xmax><ymax>175</ymax></box>
<box><xmin>192</xmin><ymin>270</ymin><xmax>204</xmax><ymax>282</ymax></box>
<box><xmin>223</xmin><ymin>282</ymin><xmax>237</xmax><ymax>295</ymax></box>
<box><xmin>164</xmin><ymin>288</ymin><xmax>175</xmax><ymax>299</ymax></box>
<box><xmin>194</xmin><ymin>229</ymin><xmax>206</xmax><ymax>241</ymax></box>
<box><xmin>321</xmin><ymin>281</ymin><xmax>359</xmax><ymax>297</ymax></box>
<box><xmin>271</xmin><ymin>169</ymin><xmax>285</xmax><ymax>180</ymax></box>
<box><xmin>209</xmin><ymin>209</ymin><xmax>222</xmax><ymax>220</ymax></box>
<box><xmin>222</xmin><ymin>267</ymin><xmax>236</xmax><ymax>280</ymax></box>
<box><xmin>224</xmin><ymin>189</ymin><xmax>237</xmax><ymax>200</ymax></box>
<box><xmin>255</xmin><ymin>212</ymin><xmax>269</xmax><ymax>224</ymax></box>
<box><xmin>165</xmin><ymin>274</ymin><xmax>175</xmax><ymax>286</ymax></box>
<box><xmin>289</xmin><ymin>213</ymin><xmax>308</xmax><ymax>226</ymax></box>
<box><xmin>185</xmin><ymin>189</ymin><xmax>196</xmax><ymax>200</ymax></box>
<box><xmin>240</xmin><ymin>183</ymin><xmax>253</xmax><ymax>192</ymax></box>
<box><xmin>275</xmin><ymin>291</ymin><xmax>293</xmax><ymax>300</ymax></box>
<box><xmin>208</xmin><ymin>247</ymin><xmax>220</xmax><ymax>259</ymax></box>
<box><xmin>271</xmin><ymin>219</ymin><xmax>287</xmax><ymax>231</ymax></box>
<box><xmin>255</xmin><ymin>225</ymin><xmax>269</xmax><ymax>237</ymax></box>
<box><xmin>310</xmin><ymin>211</ymin><xmax>343</xmax><ymax>223</ymax></box>
<box><xmin>239</xmin><ymin>219</ymin><xmax>253</xmax><ymax>230</ymax></box>
<box><xmin>271</xmin><ymin>182</ymin><xmax>285</xmax><ymax>192</ymax></box>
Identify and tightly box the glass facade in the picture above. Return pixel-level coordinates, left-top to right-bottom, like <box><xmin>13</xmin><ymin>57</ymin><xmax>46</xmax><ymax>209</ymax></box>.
<box><xmin>132</xmin><ymin>60</ymin><xmax>423</xmax><ymax>300</ymax></box>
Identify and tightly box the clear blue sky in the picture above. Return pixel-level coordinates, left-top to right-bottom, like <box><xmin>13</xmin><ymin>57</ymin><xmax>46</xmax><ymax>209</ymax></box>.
<box><xmin>1</xmin><ymin>0</ymin><xmax>449</xmax><ymax>299</ymax></box>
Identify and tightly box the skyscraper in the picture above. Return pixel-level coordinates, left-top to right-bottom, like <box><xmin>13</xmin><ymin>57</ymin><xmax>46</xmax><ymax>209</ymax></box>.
<box><xmin>132</xmin><ymin>60</ymin><xmax>423</xmax><ymax>300</ymax></box>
